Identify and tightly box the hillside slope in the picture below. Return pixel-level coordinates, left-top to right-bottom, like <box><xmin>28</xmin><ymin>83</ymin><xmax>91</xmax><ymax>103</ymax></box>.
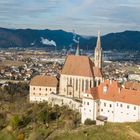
<box><xmin>0</xmin><ymin>27</ymin><xmax>140</xmax><ymax>50</ymax></box>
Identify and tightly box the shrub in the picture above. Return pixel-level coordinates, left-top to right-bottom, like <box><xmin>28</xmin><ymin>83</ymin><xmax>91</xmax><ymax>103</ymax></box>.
<box><xmin>10</xmin><ymin>115</ymin><xmax>21</xmax><ymax>129</ymax></box>
<box><xmin>84</xmin><ymin>119</ymin><xmax>96</xmax><ymax>125</ymax></box>
<box><xmin>17</xmin><ymin>133</ymin><xmax>25</xmax><ymax>140</ymax></box>
<box><xmin>0</xmin><ymin>113</ymin><xmax>6</xmax><ymax>130</ymax></box>
<box><xmin>38</xmin><ymin>110</ymin><xmax>49</xmax><ymax>124</ymax></box>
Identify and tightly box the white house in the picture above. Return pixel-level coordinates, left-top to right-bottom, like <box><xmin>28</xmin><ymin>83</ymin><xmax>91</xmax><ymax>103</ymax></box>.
<box><xmin>29</xmin><ymin>75</ymin><xmax>58</xmax><ymax>102</ymax></box>
<box><xmin>81</xmin><ymin>80</ymin><xmax>140</xmax><ymax>123</ymax></box>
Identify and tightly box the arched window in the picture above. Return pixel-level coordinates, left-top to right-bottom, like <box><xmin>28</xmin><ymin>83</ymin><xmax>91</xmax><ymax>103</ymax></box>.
<box><xmin>90</xmin><ymin>80</ymin><xmax>92</xmax><ymax>88</ymax></box>
<box><xmin>76</xmin><ymin>79</ymin><xmax>78</xmax><ymax>91</ymax></box>
<box><xmin>70</xmin><ymin>77</ymin><xmax>72</xmax><ymax>85</ymax></box>
<box><xmin>94</xmin><ymin>81</ymin><xmax>96</xmax><ymax>87</ymax></box>
<box><xmin>82</xmin><ymin>79</ymin><xmax>84</xmax><ymax>91</ymax></box>
<box><xmin>85</xmin><ymin>80</ymin><xmax>88</xmax><ymax>90</ymax></box>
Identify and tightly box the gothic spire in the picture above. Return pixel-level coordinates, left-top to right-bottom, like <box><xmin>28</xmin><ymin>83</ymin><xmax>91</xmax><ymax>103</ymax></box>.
<box><xmin>94</xmin><ymin>31</ymin><xmax>102</xmax><ymax>69</ymax></box>
<box><xmin>96</xmin><ymin>31</ymin><xmax>101</xmax><ymax>49</ymax></box>
<box><xmin>75</xmin><ymin>38</ymin><xmax>80</xmax><ymax>56</ymax></box>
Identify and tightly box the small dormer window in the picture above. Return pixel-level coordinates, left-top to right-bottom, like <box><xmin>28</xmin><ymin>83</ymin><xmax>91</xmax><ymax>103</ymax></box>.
<box><xmin>103</xmin><ymin>86</ymin><xmax>108</xmax><ymax>93</ymax></box>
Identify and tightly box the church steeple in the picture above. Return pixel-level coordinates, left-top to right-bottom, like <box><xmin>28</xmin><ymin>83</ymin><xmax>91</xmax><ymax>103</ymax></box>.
<box><xmin>96</xmin><ymin>31</ymin><xmax>101</xmax><ymax>49</ymax></box>
<box><xmin>94</xmin><ymin>31</ymin><xmax>102</xmax><ymax>69</ymax></box>
<box><xmin>75</xmin><ymin>38</ymin><xmax>80</xmax><ymax>56</ymax></box>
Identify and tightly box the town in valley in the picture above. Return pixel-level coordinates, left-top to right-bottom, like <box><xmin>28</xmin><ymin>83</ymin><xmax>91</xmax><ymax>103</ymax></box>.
<box><xmin>1</xmin><ymin>0</ymin><xmax>140</xmax><ymax>139</ymax></box>
<box><xmin>0</xmin><ymin>31</ymin><xmax>139</xmax><ymax>139</ymax></box>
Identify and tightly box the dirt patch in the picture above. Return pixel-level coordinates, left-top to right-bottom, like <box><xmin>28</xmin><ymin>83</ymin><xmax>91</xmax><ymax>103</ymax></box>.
<box><xmin>126</xmin><ymin>126</ymin><xmax>140</xmax><ymax>140</ymax></box>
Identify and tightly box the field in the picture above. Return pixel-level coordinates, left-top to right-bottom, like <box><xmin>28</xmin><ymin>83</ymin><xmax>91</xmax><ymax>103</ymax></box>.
<box><xmin>0</xmin><ymin>60</ymin><xmax>24</xmax><ymax>67</ymax></box>
<box><xmin>127</xmin><ymin>66</ymin><xmax>140</xmax><ymax>73</ymax></box>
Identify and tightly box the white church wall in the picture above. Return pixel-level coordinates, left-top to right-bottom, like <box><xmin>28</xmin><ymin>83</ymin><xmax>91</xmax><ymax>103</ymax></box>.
<box><xmin>59</xmin><ymin>74</ymin><xmax>95</xmax><ymax>98</ymax></box>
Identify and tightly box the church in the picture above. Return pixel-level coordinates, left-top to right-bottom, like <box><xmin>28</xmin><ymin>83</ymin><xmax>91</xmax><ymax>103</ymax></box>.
<box><xmin>29</xmin><ymin>31</ymin><xmax>103</xmax><ymax>102</ymax></box>
<box><xmin>29</xmin><ymin>31</ymin><xmax>140</xmax><ymax>123</ymax></box>
<box><xmin>59</xmin><ymin>31</ymin><xmax>103</xmax><ymax>98</ymax></box>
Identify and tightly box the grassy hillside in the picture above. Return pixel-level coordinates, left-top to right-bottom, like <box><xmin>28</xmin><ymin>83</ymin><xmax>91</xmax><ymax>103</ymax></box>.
<box><xmin>0</xmin><ymin>83</ymin><xmax>140</xmax><ymax>140</ymax></box>
<box><xmin>50</xmin><ymin>123</ymin><xmax>140</xmax><ymax>140</ymax></box>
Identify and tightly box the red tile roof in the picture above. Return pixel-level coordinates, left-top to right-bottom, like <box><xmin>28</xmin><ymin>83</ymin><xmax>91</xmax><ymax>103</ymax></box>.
<box><xmin>30</xmin><ymin>75</ymin><xmax>58</xmax><ymax>87</ymax></box>
<box><xmin>93</xmin><ymin>67</ymin><xmax>103</xmax><ymax>77</ymax></box>
<box><xmin>86</xmin><ymin>80</ymin><xmax>140</xmax><ymax>105</ymax></box>
<box><xmin>124</xmin><ymin>81</ymin><xmax>140</xmax><ymax>91</ymax></box>
<box><xmin>61</xmin><ymin>55</ymin><xmax>102</xmax><ymax>77</ymax></box>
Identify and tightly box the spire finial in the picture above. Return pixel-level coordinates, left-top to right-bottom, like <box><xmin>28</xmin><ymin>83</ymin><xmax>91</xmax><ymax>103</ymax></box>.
<box><xmin>98</xmin><ymin>30</ymin><xmax>100</xmax><ymax>38</ymax></box>
<box><xmin>96</xmin><ymin>30</ymin><xmax>101</xmax><ymax>49</ymax></box>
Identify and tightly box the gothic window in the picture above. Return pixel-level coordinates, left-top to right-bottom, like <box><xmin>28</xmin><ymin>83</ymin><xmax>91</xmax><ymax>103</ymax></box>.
<box><xmin>94</xmin><ymin>81</ymin><xmax>96</xmax><ymax>87</ymax></box>
<box><xmin>70</xmin><ymin>78</ymin><xmax>72</xmax><ymax>85</ymax></box>
<box><xmin>76</xmin><ymin>79</ymin><xmax>78</xmax><ymax>91</ymax></box>
<box><xmin>85</xmin><ymin>80</ymin><xmax>88</xmax><ymax>90</ymax></box>
<box><xmin>90</xmin><ymin>80</ymin><xmax>92</xmax><ymax>88</ymax></box>
<box><xmin>82</xmin><ymin>80</ymin><xmax>84</xmax><ymax>91</ymax></box>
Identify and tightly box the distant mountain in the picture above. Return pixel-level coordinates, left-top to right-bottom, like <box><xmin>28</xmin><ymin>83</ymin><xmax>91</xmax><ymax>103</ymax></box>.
<box><xmin>0</xmin><ymin>27</ymin><xmax>140</xmax><ymax>50</ymax></box>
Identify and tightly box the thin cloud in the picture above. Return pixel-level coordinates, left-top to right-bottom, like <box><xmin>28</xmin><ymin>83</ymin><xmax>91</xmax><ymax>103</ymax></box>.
<box><xmin>0</xmin><ymin>0</ymin><xmax>140</xmax><ymax>35</ymax></box>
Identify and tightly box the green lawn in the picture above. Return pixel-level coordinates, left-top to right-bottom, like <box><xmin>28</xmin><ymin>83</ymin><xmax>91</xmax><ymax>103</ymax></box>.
<box><xmin>0</xmin><ymin>130</ymin><xmax>16</xmax><ymax>140</ymax></box>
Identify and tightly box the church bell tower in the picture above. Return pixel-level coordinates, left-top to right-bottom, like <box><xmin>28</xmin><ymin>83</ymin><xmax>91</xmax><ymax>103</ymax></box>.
<box><xmin>94</xmin><ymin>31</ymin><xmax>102</xmax><ymax>69</ymax></box>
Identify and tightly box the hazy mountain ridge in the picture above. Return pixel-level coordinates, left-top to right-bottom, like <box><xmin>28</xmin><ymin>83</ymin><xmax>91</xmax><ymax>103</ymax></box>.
<box><xmin>0</xmin><ymin>27</ymin><xmax>140</xmax><ymax>50</ymax></box>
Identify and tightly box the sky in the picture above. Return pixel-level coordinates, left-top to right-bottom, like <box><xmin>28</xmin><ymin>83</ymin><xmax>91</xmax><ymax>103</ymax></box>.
<box><xmin>0</xmin><ymin>0</ymin><xmax>140</xmax><ymax>35</ymax></box>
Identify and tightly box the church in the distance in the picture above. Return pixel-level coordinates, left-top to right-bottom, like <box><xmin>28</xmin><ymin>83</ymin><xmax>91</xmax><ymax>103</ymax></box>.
<box><xmin>59</xmin><ymin>31</ymin><xmax>103</xmax><ymax>98</ymax></box>
<box><xmin>29</xmin><ymin>31</ymin><xmax>103</xmax><ymax>102</ymax></box>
